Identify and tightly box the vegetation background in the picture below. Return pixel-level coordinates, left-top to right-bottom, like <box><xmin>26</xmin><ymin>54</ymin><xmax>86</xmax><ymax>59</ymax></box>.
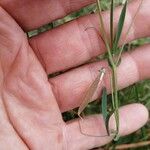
<box><xmin>28</xmin><ymin>0</ymin><xmax>150</xmax><ymax>149</ymax></box>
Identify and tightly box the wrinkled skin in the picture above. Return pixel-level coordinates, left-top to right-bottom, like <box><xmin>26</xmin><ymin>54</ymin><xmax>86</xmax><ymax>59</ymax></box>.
<box><xmin>0</xmin><ymin>0</ymin><xmax>149</xmax><ymax>149</ymax></box>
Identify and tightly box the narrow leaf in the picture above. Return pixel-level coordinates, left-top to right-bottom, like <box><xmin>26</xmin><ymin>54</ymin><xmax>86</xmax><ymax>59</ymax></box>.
<box><xmin>113</xmin><ymin>0</ymin><xmax>127</xmax><ymax>52</ymax></box>
<box><xmin>78</xmin><ymin>68</ymin><xmax>106</xmax><ymax>117</ymax></box>
<box><xmin>116</xmin><ymin>0</ymin><xmax>143</xmax><ymax>65</ymax></box>
<box><xmin>105</xmin><ymin>110</ymin><xmax>115</xmax><ymax>136</ymax></box>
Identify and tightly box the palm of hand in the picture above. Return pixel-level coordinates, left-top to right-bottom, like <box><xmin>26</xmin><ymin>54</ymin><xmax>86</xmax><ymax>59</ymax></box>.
<box><xmin>0</xmin><ymin>8</ymin><xmax>64</xmax><ymax>150</ymax></box>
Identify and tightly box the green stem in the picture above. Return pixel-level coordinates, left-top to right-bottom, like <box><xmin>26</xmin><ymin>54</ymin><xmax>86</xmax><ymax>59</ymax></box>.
<box><xmin>111</xmin><ymin>66</ymin><xmax>119</xmax><ymax>139</ymax></box>
<box><xmin>97</xmin><ymin>0</ymin><xmax>120</xmax><ymax>140</ymax></box>
<box><xmin>97</xmin><ymin>0</ymin><xmax>115</xmax><ymax>67</ymax></box>
<box><xmin>110</xmin><ymin>0</ymin><xmax>114</xmax><ymax>48</ymax></box>
<box><xmin>110</xmin><ymin>75</ymin><xmax>115</xmax><ymax>108</ymax></box>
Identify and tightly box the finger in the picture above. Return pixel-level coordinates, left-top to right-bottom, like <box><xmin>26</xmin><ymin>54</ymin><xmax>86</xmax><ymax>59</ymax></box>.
<box><xmin>30</xmin><ymin>0</ymin><xmax>150</xmax><ymax>74</ymax></box>
<box><xmin>0</xmin><ymin>6</ymin><xmax>26</xmax><ymax>76</ymax></box>
<box><xmin>0</xmin><ymin>0</ymin><xmax>95</xmax><ymax>31</ymax></box>
<box><xmin>65</xmin><ymin>104</ymin><xmax>149</xmax><ymax>150</ymax></box>
<box><xmin>49</xmin><ymin>44</ymin><xmax>150</xmax><ymax>112</ymax></box>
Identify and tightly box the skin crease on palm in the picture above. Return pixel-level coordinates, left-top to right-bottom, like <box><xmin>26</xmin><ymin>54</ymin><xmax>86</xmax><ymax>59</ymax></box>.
<box><xmin>0</xmin><ymin>0</ymin><xmax>149</xmax><ymax>149</ymax></box>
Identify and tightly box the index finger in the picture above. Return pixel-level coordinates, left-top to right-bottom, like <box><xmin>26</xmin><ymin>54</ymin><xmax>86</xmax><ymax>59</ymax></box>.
<box><xmin>0</xmin><ymin>0</ymin><xmax>95</xmax><ymax>31</ymax></box>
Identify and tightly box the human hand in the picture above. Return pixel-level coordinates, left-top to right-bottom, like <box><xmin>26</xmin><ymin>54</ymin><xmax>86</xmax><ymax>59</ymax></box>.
<box><xmin>0</xmin><ymin>0</ymin><xmax>149</xmax><ymax>149</ymax></box>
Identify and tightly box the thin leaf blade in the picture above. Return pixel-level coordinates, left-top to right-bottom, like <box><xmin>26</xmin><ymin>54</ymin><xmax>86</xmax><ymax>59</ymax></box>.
<box><xmin>116</xmin><ymin>0</ymin><xmax>143</xmax><ymax>65</ymax></box>
<box><xmin>113</xmin><ymin>0</ymin><xmax>127</xmax><ymax>52</ymax></box>
<box><xmin>105</xmin><ymin>110</ymin><xmax>115</xmax><ymax>136</ymax></box>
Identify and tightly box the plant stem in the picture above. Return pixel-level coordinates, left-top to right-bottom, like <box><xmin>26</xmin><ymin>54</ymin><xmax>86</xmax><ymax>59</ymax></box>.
<box><xmin>111</xmin><ymin>65</ymin><xmax>119</xmax><ymax>139</ymax></box>
<box><xmin>97</xmin><ymin>0</ymin><xmax>120</xmax><ymax>140</ymax></box>
<box><xmin>110</xmin><ymin>75</ymin><xmax>115</xmax><ymax>108</ymax></box>
<box><xmin>110</xmin><ymin>0</ymin><xmax>114</xmax><ymax>48</ymax></box>
<box><xmin>97</xmin><ymin>0</ymin><xmax>115</xmax><ymax>67</ymax></box>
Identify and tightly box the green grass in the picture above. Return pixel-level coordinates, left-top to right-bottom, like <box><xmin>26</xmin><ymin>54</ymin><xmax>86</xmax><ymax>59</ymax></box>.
<box><xmin>28</xmin><ymin>0</ymin><xmax>150</xmax><ymax>149</ymax></box>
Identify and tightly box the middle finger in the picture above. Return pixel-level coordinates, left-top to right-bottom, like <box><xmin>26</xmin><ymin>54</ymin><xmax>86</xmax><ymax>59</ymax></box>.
<box><xmin>29</xmin><ymin>0</ymin><xmax>150</xmax><ymax>74</ymax></box>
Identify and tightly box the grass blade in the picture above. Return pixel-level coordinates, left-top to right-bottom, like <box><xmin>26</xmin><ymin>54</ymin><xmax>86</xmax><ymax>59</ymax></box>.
<box><xmin>102</xmin><ymin>87</ymin><xmax>108</xmax><ymax>123</ymax></box>
<box><xmin>106</xmin><ymin>110</ymin><xmax>115</xmax><ymax>136</ymax></box>
<box><xmin>101</xmin><ymin>87</ymin><xmax>110</xmax><ymax>135</ymax></box>
<box><xmin>101</xmin><ymin>87</ymin><xmax>116</xmax><ymax>136</ymax></box>
<box><xmin>113</xmin><ymin>0</ymin><xmax>127</xmax><ymax>52</ymax></box>
<box><xmin>116</xmin><ymin>0</ymin><xmax>143</xmax><ymax>65</ymax></box>
<box><xmin>78</xmin><ymin>68</ymin><xmax>106</xmax><ymax>118</ymax></box>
